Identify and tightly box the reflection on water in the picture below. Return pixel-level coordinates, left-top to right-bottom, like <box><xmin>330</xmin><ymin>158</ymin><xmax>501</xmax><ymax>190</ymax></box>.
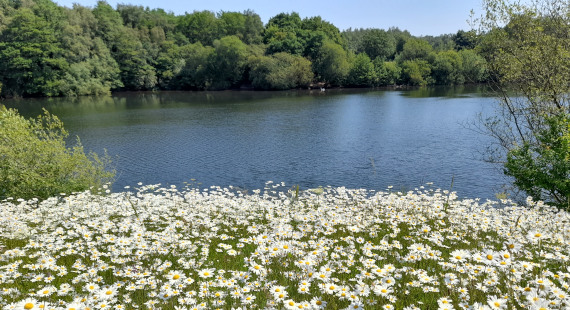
<box><xmin>4</xmin><ymin>86</ymin><xmax>507</xmax><ymax>200</ymax></box>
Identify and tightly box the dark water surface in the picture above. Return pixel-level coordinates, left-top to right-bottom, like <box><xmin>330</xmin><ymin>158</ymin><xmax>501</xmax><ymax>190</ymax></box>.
<box><xmin>4</xmin><ymin>86</ymin><xmax>508</xmax><ymax>200</ymax></box>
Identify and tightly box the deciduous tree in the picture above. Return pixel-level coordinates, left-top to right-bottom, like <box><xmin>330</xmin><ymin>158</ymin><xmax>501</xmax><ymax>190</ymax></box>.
<box><xmin>477</xmin><ymin>0</ymin><xmax>570</xmax><ymax>208</ymax></box>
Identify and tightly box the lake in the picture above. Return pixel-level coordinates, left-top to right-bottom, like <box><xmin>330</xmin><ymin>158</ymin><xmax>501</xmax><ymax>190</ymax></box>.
<box><xmin>4</xmin><ymin>86</ymin><xmax>508</xmax><ymax>200</ymax></box>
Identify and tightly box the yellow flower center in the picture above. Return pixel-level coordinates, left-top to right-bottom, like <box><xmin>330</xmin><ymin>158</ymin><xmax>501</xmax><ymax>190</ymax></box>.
<box><xmin>106</xmin><ymin>290</ymin><xmax>113</xmax><ymax>295</ymax></box>
<box><xmin>24</xmin><ymin>303</ymin><xmax>34</xmax><ymax>309</ymax></box>
<box><xmin>316</xmin><ymin>301</ymin><xmax>322</xmax><ymax>305</ymax></box>
<box><xmin>173</xmin><ymin>274</ymin><xmax>180</xmax><ymax>280</ymax></box>
<box><xmin>486</xmin><ymin>255</ymin><xmax>493</xmax><ymax>260</ymax></box>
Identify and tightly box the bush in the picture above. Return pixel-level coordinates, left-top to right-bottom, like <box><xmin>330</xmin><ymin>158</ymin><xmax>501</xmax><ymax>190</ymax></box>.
<box><xmin>504</xmin><ymin>114</ymin><xmax>570</xmax><ymax>209</ymax></box>
<box><xmin>0</xmin><ymin>107</ymin><xmax>115</xmax><ymax>200</ymax></box>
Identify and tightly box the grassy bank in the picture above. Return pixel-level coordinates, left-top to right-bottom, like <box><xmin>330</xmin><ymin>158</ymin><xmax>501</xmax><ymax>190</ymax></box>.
<box><xmin>1</xmin><ymin>183</ymin><xmax>569</xmax><ymax>309</ymax></box>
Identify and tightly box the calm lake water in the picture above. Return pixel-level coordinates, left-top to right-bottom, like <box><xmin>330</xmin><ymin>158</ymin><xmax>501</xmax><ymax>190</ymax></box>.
<box><xmin>4</xmin><ymin>86</ymin><xmax>508</xmax><ymax>200</ymax></box>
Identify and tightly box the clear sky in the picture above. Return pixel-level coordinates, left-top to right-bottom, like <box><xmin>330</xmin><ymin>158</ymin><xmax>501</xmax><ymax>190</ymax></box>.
<box><xmin>53</xmin><ymin>0</ymin><xmax>484</xmax><ymax>36</ymax></box>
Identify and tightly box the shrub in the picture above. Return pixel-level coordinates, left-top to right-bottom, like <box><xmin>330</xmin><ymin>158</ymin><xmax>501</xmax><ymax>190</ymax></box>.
<box><xmin>504</xmin><ymin>113</ymin><xmax>570</xmax><ymax>209</ymax></box>
<box><xmin>0</xmin><ymin>107</ymin><xmax>114</xmax><ymax>200</ymax></box>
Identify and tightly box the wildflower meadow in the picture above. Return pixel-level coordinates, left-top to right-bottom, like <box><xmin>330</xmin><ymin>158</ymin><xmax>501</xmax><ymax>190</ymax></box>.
<box><xmin>1</xmin><ymin>182</ymin><xmax>569</xmax><ymax>310</ymax></box>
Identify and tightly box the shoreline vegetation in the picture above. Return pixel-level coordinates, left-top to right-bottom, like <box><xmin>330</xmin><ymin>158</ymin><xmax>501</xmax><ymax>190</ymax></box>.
<box><xmin>1</xmin><ymin>183</ymin><xmax>569</xmax><ymax>309</ymax></box>
<box><xmin>0</xmin><ymin>0</ymin><xmax>486</xmax><ymax>98</ymax></box>
<box><xmin>0</xmin><ymin>0</ymin><xmax>568</xmax><ymax>306</ymax></box>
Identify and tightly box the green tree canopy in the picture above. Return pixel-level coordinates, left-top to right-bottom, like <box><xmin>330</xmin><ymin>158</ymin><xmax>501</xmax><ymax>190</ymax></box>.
<box><xmin>176</xmin><ymin>42</ymin><xmax>214</xmax><ymax>90</ymax></box>
<box><xmin>301</xmin><ymin>16</ymin><xmax>344</xmax><ymax>47</ymax></box>
<box><xmin>453</xmin><ymin>30</ymin><xmax>478</xmax><ymax>50</ymax></box>
<box><xmin>458</xmin><ymin>49</ymin><xmax>487</xmax><ymax>83</ymax></box>
<box><xmin>0</xmin><ymin>7</ymin><xmax>68</xmax><ymax>96</ymax></box>
<box><xmin>398</xmin><ymin>38</ymin><xmax>433</xmax><ymax>62</ymax></box>
<box><xmin>207</xmin><ymin>35</ymin><xmax>249</xmax><ymax>89</ymax></box>
<box><xmin>177</xmin><ymin>10</ymin><xmax>220</xmax><ymax>46</ymax></box>
<box><xmin>375</xmin><ymin>60</ymin><xmax>401</xmax><ymax>85</ymax></box>
<box><xmin>249</xmin><ymin>52</ymin><xmax>313</xmax><ymax>90</ymax></box>
<box><xmin>312</xmin><ymin>40</ymin><xmax>350</xmax><ymax>86</ymax></box>
<box><xmin>347</xmin><ymin>53</ymin><xmax>377</xmax><ymax>87</ymax></box>
<box><xmin>218</xmin><ymin>10</ymin><xmax>264</xmax><ymax>45</ymax></box>
<box><xmin>401</xmin><ymin>59</ymin><xmax>432</xmax><ymax>86</ymax></box>
<box><xmin>431</xmin><ymin>50</ymin><xmax>464</xmax><ymax>85</ymax></box>
<box><xmin>361</xmin><ymin>29</ymin><xmax>396</xmax><ymax>61</ymax></box>
<box><xmin>478</xmin><ymin>0</ymin><xmax>570</xmax><ymax>208</ymax></box>
<box><xmin>58</xmin><ymin>4</ymin><xmax>122</xmax><ymax>96</ymax></box>
<box><xmin>264</xmin><ymin>12</ymin><xmax>305</xmax><ymax>55</ymax></box>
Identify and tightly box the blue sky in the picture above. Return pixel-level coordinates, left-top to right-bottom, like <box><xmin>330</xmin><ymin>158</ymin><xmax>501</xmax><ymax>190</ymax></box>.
<box><xmin>53</xmin><ymin>0</ymin><xmax>483</xmax><ymax>36</ymax></box>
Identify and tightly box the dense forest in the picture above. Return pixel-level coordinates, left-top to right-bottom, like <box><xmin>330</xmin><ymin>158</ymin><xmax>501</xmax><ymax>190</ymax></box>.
<box><xmin>0</xmin><ymin>0</ymin><xmax>488</xmax><ymax>97</ymax></box>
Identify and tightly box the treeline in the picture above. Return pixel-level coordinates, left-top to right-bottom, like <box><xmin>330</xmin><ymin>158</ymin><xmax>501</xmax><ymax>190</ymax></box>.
<box><xmin>0</xmin><ymin>0</ymin><xmax>488</xmax><ymax>97</ymax></box>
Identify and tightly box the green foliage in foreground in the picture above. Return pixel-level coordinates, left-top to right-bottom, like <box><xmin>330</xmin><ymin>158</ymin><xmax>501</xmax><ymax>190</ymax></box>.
<box><xmin>0</xmin><ymin>107</ymin><xmax>114</xmax><ymax>200</ymax></box>
<box><xmin>504</xmin><ymin>113</ymin><xmax>570</xmax><ymax>210</ymax></box>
